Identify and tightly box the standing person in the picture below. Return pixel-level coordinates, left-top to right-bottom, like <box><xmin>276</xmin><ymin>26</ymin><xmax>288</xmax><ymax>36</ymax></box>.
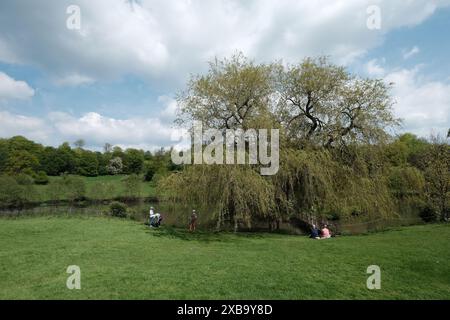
<box><xmin>189</xmin><ymin>209</ymin><xmax>198</xmax><ymax>232</ymax></box>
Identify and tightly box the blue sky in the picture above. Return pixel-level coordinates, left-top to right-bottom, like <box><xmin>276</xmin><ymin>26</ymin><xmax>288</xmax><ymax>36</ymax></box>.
<box><xmin>0</xmin><ymin>0</ymin><xmax>449</xmax><ymax>150</ymax></box>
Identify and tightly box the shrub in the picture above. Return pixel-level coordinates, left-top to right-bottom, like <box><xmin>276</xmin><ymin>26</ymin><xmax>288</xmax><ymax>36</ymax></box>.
<box><xmin>0</xmin><ymin>175</ymin><xmax>25</xmax><ymax>207</ymax></box>
<box><xmin>34</xmin><ymin>171</ymin><xmax>49</xmax><ymax>185</ymax></box>
<box><xmin>110</xmin><ymin>201</ymin><xmax>127</xmax><ymax>218</ymax></box>
<box><xmin>122</xmin><ymin>174</ymin><xmax>142</xmax><ymax>199</ymax></box>
<box><xmin>419</xmin><ymin>205</ymin><xmax>438</xmax><ymax>223</ymax></box>
<box><xmin>62</xmin><ymin>175</ymin><xmax>86</xmax><ymax>202</ymax></box>
<box><xmin>14</xmin><ymin>173</ymin><xmax>34</xmax><ymax>185</ymax></box>
<box><xmin>144</xmin><ymin>165</ymin><xmax>156</xmax><ymax>182</ymax></box>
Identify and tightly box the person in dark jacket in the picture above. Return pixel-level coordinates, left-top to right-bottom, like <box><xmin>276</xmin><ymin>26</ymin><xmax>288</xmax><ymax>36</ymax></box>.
<box><xmin>310</xmin><ymin>224</ymin><xmax>320</xmax><ymax>239</ymax></box>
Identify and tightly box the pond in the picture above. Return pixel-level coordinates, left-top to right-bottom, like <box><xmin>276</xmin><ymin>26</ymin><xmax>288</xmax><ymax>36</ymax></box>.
<box><xmin>0</xmin><ymin>201</ymin><xmax>193</xmax><ymax>228</ymax></box>
<box><xmin>0</xmin><ymin>202</ymin><xmax>425</xmax><ymax>235</ymax></box>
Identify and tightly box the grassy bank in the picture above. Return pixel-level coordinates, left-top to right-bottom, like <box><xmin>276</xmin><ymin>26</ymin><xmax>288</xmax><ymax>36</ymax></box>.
<box><xmin>0</xmin><ymin>216</ymin><xmax>448</xmax><ymax>299</ymax></box>
<box><xmin>35</xmin><ymin>175</ymin><xmax>156</xmax><ymax>202</ymax></box>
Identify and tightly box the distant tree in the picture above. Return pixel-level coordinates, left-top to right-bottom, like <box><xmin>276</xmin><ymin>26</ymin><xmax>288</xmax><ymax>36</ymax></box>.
<box><xmin>0</xmin><ymin>139</ymin><xmax>8</xmax><ymax>173</ymax></box>
<box><xmin>73</xmin><ymin>139</ymin><xmax>86</xmax><ymax>149</ymax></box>
<box><xmin>6</xmin><ymin>150</ymin><xmax>39</xmax><ymax>175</ymax></box>
<box><xmin>124</xmin><ymin>149</ymin><xmax>145</xmax><ymax>174</ymax></box>
<box><xmin>96</xmin><ymin>151</ymin><xmax>109</xmax><ymax>176</ymax></box>
<box><xmin>144</xmin><ymin>162</ymin><xmax>157</xmax><ymax>182</ymax></box>
<box><xmin>56</xmin><ymin>143</ymin><xmax>77</xmax><ymax>174</ymax></box>
<box><xmin>103</xmin><ymin>143</ymin><xmax>113</xmax><ymax>153</ymax></box>
<box><xmin>424</xmin><ymin>136</ymin><xmax>450</xmax><ymax>221</ymax></box>
<box><xmin>107</xmin><ymin>157</ymin><xmax>123</xmax><ymax>175</ymax></box>
<box><xmin>77</xmin><ymin>150</ymin><xmax>99</xmax><ymax>176</ymax></box>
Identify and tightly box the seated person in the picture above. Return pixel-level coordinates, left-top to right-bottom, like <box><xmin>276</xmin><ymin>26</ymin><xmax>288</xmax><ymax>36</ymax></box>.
<box><xmin>310</xmin><ymin>224</ymin><xmax>320</xmax><ymax>239</ymax></box>
<box><xmin>321</xmin><ymin>225</ymin><xmax>331</xmax><ymax>239</ymax></box>
<box><xmin>149</xmin><ymin>206</ymin><xmax>162</xmax><ymax>228</ymax></box>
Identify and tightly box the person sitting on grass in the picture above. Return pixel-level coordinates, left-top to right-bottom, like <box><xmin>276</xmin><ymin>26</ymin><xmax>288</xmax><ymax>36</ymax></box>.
<box><xmin>149</xmin><ymin>207</ymin><xmax>162</xmax><ymax>228</ymax></box>
<box><xmin>189</xmin><ymin>209</ymin><xmax>198</xmax><ymax>232</ymax></box>
<box><xmin>321</xmin><ymin>224</ymin><xmax>331</xmax><ymax>239</ymax></box>
<box><xmin>310</xmin><ymin>224</ymin><xmax>320</xmax><ymax>239</ymax></box>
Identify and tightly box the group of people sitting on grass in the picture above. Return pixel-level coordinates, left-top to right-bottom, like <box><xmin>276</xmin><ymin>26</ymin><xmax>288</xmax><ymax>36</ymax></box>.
<box><xmin>310</xmin><ymin>224</ymin><xmax>332</xmax><ymax>239</ymax></box>
<box><xmin>148</xmin><ymin>206</ymin><xmax>198</xmax><ymax>232</ymax></box>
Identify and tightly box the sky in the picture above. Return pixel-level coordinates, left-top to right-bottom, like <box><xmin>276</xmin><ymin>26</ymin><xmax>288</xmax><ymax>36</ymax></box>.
<box><xmin>0</xmin><ymin>0</ymin><xmax>449</xmax><ymax>150</ymax></box>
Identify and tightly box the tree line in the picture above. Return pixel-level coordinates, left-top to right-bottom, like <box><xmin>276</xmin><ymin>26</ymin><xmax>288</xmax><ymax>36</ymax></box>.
<box><xmin>0</xmin><ymin>136</ymin><xmax>180</xmax><ymax>181</ymax></box>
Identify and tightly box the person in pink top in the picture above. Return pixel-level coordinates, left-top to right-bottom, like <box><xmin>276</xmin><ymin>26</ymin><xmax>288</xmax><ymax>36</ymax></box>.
<box><xmin>321</xmin><ymin>225</ymin><xmax>331</xmax><ymax>239</ymax></box>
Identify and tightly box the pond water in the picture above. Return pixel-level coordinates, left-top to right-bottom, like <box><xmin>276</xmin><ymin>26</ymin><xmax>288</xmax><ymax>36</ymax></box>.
<box><xmin>0</xmin><ymin>202</ymin><xmax>424</xmax><ymax>234</ymax></box>
<box><xmin>0</xmin><ymin>201</ymin><xmax>193</xmax><ymax>228</ymax></box>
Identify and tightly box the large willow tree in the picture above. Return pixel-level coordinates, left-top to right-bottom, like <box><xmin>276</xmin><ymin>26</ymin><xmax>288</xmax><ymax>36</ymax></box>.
<box><xmin>159</xmin><ymin>54</ymin><xmax>402</xmax><ymax>231</ymax></box>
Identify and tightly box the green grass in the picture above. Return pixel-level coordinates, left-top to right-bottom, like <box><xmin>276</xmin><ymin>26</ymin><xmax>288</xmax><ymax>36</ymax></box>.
<box><xmin>35</xmin><ymin>175</ymin><xmax>156</xmax><ymax>202</ymax></box>
<box><xmin>0</xmin><ymin>216</ymin><xmax>449</xmax><ymax>299</ymax></box>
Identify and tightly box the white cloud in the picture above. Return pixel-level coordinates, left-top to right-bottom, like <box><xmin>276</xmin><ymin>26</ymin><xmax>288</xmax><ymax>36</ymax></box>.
<box><xmin>0</xmin><ymin>72</ymin><xmax>35</xmax><ymax>100</ymax></box>
<box><xmin>366</xmin><ymin>59</ymin><xmax>385</xmax><ymax>77</ymax></box>
<box><xmin>0</xmin><ymin>111</ymin><xmax>49</xmax><ymax>141</ymax></box>
<box><xmin>53</xmin><ymin>74</ymin><xmax>95</xmax><ymax>86</ymax></box>
<box><xmin>403</xmin><ymin>46</ymin><xmax>420</xmax><ymax>60</ymax></box>
<box><xmin>0</xmin><ymin>0</ymin><xmax>449</xmax><ymax>87</ymax></box>
<box><xmin>0</xmin><ymin>109</ymin><xmax>179</xmax><ymax>150</ymax></box>
<box><xmin>386</xmin><ymin>66</ymin><xmax>450</xmax><ymax>138</ymax></box>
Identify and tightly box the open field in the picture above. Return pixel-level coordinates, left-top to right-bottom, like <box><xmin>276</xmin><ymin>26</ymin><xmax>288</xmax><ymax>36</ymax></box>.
<box><xmin>0</xmin><ymin>216</ymin><xmax>449</xmax><ymax>299</ymax></box>
<box><xmin>35</xmin><ymin>175</ymin><xmax>156</xmax><ymax>202</ymax></box>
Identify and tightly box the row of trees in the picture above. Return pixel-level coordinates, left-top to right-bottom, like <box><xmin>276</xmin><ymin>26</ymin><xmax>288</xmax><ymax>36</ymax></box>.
<box><xmin>160</xmin><ymin>54</ymin><xmax>450</xmax><ymax>230</ymax></box>
<box><xmin>0</xmin><ymin>136</ymin><xmax>179</xmax><ymax>180</ymax></box>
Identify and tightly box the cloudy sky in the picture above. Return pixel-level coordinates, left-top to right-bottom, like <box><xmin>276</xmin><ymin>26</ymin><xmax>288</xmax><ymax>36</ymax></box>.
<box><xmin>0</xmin><ymin>0</ymin><xmax>449</xmax><ymax>150</ymax></box>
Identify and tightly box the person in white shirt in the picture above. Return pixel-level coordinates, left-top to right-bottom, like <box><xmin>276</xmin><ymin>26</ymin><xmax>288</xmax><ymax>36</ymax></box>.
<box><xmin>149</xmin><ymin>206</ymin><xmax>161</xmax><ymax>228</ymax></box>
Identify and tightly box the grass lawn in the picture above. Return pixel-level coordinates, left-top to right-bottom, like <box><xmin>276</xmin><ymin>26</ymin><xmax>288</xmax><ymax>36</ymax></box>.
<box><xmin>0</xmin><ymin>216</ymin><xmax>449</xmax><ymax>299</ymax></box>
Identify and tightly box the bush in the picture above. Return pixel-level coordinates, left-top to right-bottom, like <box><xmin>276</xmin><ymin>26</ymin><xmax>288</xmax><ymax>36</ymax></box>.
<box><xmin>62</xmin><ymin>175</ymin><xmax>86</xmax><ymax>202</ymax></box>
<box><xmin>34</xmin><ymin>171</ymin><xmax>49</xmax><ymax>185</ymax></box>
<box><xmin>122</xmin><ymin>174</ymin><xmax>142</xmax><ymax>199</ymax></box>
<box><xmin>110</xmin><ymin>201</ymin><xmax>127</xmax><ymax>218</ymax></box>
<box><xmin>0</xmin><ymin>175</ymin><xmax>25</xmax><ymax>207</ymax></box>
<box><xmin>419</xmin><ymin>205</ymin><xmax>438</xmax><ymax>223</ymax></box>
<box><xmin>144</xmin><ymin>165</ymin><xmax>156</xmax><ymax>182</ymax></box>
<box><xmin>14</xmin><ymin>173</ymin><xmax>34</xmax><ymax>185</ymax></box>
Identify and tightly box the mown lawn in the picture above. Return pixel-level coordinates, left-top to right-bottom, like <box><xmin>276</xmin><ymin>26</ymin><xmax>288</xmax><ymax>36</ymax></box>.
<box><xmin>0</xmin><ymin>217</ymin><xmax>448</xmax><ymax>299</ymax></box>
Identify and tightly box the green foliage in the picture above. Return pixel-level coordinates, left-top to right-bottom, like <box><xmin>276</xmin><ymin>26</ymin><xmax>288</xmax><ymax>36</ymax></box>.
<box><xmin>122</xmin><ymin>174</ymin><xmax>142</xmax><ymax>199</ymax></box>
<box><xmin>89</xmin><ymin>181</ymin><xmax>116</xmax><ymax>201</ymax></box>
<box><xmin>34</xmin><ymin>171</ymin><xmax>49</xmax><ymax>185</ymax></box>
<box><xmin>124</xmin><ymin>149</ymin><xmax>145</xmax><ymax>174</ymax></box>
<box><xmin>76</xmin><ymin>150</ymin><xmax>99</xmax><ymax>176</ymax></box>
<box><xmin>61</xmin><ymin>175</ymin><xmax>86</xmax><ymax>202</ymax></box>
<box><xmin>160</xmin><ymin>164</ymin><xmax>276</xmax><ymax>231</ymax></box>
<box><xmin>0</xmin><ymin>175</ymin><xmax>27</xmax><ymax>207</ymax></box>
<box><xmin>109</xmin><ymin>201</ymin><xmax>128</xmax><ymax>218</ymax></box>
<box><xmin>0</xmin><ymin>174</ymin><xmax>38</xmax><ymax>207</ymax></box>
<box><xmin>6</xmin><ymin>150</ymin><xmax>39</xmax><ymax>175</ymax></box>
<box><xmin>388</xmin><ymin>166</ymin><xmax>425</xmax><ymax>197</ymax></box>
<box><xmin>419</xmin><ymin>204</ymin><xmax>438</xmax><ymax>223</ymax></box>
<box><xmin>423</xmin><ymin>137</ymin><xmax>450</xmax><ymax>221</ymax></box>
<box><xmin>107</xmin><ymin>157</ymin><xmax>123</xmax><ymax>175</ymax></box>
<box><xmin>144</xmin><ymin>164</ymin><xmax>156</xmax><ymax>182</ymax></box>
